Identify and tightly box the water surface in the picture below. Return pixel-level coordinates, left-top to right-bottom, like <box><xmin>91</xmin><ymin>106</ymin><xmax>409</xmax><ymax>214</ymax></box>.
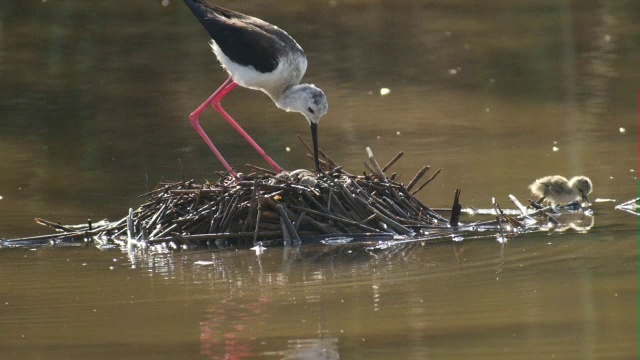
<box><xmin>0</xmin><ymin>0</ymin><xmax>637</xmax><ymax>358</ymax></box>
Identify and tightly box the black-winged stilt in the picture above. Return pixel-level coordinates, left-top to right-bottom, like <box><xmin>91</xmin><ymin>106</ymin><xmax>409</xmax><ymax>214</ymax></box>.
<box><xmin>529</xmin><ymin>175</ymin><xmax>593</xmax><ymax>205</ymax></box>
<box><xmin>183</xmin><ymin>0</ymin><xmax>328</xmax><ymax>179</ymax></box>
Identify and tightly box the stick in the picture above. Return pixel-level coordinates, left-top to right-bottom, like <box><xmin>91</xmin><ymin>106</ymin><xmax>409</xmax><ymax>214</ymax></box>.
<box><xmin>508</xmin><ymin>194</ymin><xmax>528</xmax><ymax>216</ymax></box>
<box><xmin>352</xmin><ymin>196</ymin><xmax>413</xmax><ymax>235</ymax></box>
<box><xmin>136</xmin><ymin>182</ymin><xmax>181</xmax><ymax>198</ymax></box>
<box><xmin>290</xmin><ymin>205</ymin><xmax>380</xmax><ymax>233</ymax></box>
<box><xmin>320</xmin><ymin>150</ymin><xmax>338</xmax><ymax>169</ymax></box>
<box><xmin>382</xmin><ymin>151</ymin><xmax>404</xmax><ymax>172</ymax></box>
<box><xmin>34</xmin><ymin>218</ymin><xmax>75</xmax><ymax>232</ymax></box>
<box><xmin>449</xmin><ymin>189</ymin><xmax>462</xmax><ymax>227</ymax></box>
<box><xmin>363</xmin><ymin>161</ymin><xmax>376</xmax><ymax>176</ymax></box>
<box><xmin>148</xmin><ymin>231</ymin><xmax>283</xmax><ymax>244</ymax></box>
<box><xmin>2</xmin><ymin>231</ymin><xmax>92</xmax><ymax>245</ymax></box>
<box><xmin>366</xmin><ymin>147</ymin><xmax>387</xmax><ymax>181</ymax></box>
<box><xmin>297</xmin><ymin>133</ymin><xmax>337</xmax><ymax>168</ymax></box>
<box><xmin>492</xmin><ymin>198</ymin><xmax>524</xmax><ymax>228</ymax></box>
<box><xmin>406</xmin><ymin>165</ymin><xmax>430</xmax><ymax>192</ymax></box>
<box><xmin>521</xmin><ymin>205</ymin><xmax>554</xmax><ymax>218</ymax></box>
<box><xmin>411</xmin><ymin>168</ymin><xmax>442</xmax><ymax>195</ymax></box>
<box><xmin>276</xmin><ymin>204</ymin><xmax>301</xmax><ymax>245</ymax></box>
<box><xmin>127</xmin><ymin>208</ymin><xmax>136</xmax><ymax>243</ymax></box>
<box><xmin>298</xmin><ymin>213</ymin><xmax>335</xmax><ymax>234</ymax></box>
<box><xmin>242</xmin><ymin>179</ymin><xmax>260</xmax><ymax>232</ymax></box>
<box><xmin>615</xmin><ymin>197</ymin><xmax>639</xmax><ymax>208</ymax></box>
<box><xmin>245</xmin><ymin>164</ymin><xmax>277</xmax><ymax>175</ymax></box>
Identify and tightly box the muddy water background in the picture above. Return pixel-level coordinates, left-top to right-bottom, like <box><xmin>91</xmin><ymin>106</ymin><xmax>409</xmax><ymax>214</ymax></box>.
<box><xmin>0</xmin><ymin>0</ymin><xmax>638</xmax><ymax>359</ymax></box>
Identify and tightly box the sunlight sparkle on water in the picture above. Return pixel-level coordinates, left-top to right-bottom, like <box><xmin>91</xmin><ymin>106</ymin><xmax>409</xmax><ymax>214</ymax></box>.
<box><xmin>251</xmin><ymin>242</ymin><xmax>266</xmax><ymax>254</ymax></box>
<box><xmin>321</xmin><ymin>237</ymin><xmax>353</xmax><ymax>245</ymax></box>
<box><xmin>194</xmin><ymin>260</ymin><xmax>215</xmax><ymax>266</ymax></box>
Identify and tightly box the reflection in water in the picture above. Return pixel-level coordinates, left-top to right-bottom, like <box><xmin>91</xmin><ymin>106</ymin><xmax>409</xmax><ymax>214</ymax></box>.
<box><xmin>279</xmin><ymin>338</ymin><xmax>339</xmax><ymax>360</ymax></box>
<box><xmin>200</xmin><ymin>291</ymin><xmax>270</xmax><ymax>359</ymax></box>
<box><xmin>578</xmin><ymin>2</ymin><xmax>618</xmax><ymax>118</ymax></box>
<box><xmin>0</xmin><ymin>217</ymin><xmax>635</xmax><ymax>359</ymax></box>
<box><xmin>541</xmin><ymin>210</ymin><xmax>595</xmax><ymax>233</ymax></box>
<box><xmin>125</xmin><ymin>211</ymin><xmax>598</xmax><ymax>359</ymax></box>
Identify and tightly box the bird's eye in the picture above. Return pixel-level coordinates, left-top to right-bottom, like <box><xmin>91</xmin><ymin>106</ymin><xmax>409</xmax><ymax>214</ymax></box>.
<box><xmin>307</xmin><ymin>107</ymin><xmax>315</xmax><ymax>114</ymax></box>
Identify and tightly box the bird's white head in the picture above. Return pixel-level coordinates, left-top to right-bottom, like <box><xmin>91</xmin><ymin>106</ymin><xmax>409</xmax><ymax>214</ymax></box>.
<box><xmin>275</xmin><ymin>84</ymin><xmax>328</xmax><ymax>172</ymax></box>
<box><xmin>277</xmin><ymin>84</ymin><xmax>328</xmax><ymax>125</ymax></box>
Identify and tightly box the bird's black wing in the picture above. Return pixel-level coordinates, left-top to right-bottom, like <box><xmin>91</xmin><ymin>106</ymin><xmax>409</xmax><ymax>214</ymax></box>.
<box><xmin>184</xmin><ymin>0</ymin><xmax>302</xmax><ymax>73</ymax></box>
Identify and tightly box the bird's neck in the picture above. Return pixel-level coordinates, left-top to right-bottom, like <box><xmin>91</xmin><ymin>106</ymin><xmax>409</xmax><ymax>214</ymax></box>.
<box><xmin>273</xmin><ymin>85</ymin><xmax>306</xmax><ymax>114</ymax></box>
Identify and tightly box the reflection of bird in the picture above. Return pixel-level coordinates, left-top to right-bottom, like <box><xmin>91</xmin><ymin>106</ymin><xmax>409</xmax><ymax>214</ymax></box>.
<box><xmin>183</xmin><ymin>0</ymin><xmax>328</xmax><ymax>179</ymax></box>
<box><xmin>529</xmin><ymin>175</ymin><xmax>593</xmax><ymax>206</ymax></box>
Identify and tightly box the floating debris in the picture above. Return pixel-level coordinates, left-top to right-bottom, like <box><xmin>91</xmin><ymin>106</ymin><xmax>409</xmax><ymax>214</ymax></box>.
<box><xmin>615</xmin><ymin>198</ymin><xmax>640</xmax><ymax>216</ymax></box>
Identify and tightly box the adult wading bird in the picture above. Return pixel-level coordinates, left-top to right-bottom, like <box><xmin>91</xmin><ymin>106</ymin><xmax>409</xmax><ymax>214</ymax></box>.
<box><xmin>183</xmin><ymin>0</ymin><xmax>328</xmax><ymax>179</ymax></box>
<box><xmin>529</xmin><ymin>175</ymin><xmax>593</xmax><ymax>206</ymax></box>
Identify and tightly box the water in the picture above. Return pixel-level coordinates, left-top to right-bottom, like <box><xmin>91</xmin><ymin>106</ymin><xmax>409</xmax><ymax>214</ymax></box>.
<box><xmin>0</xmin><ymin>0</ymin><xmax>637</xmax><ymax>358</ymax></box>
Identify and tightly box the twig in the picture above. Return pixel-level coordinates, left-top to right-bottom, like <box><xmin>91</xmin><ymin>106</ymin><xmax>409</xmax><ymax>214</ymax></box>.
<box><xmin>411</xmin><ymin>168</ymin><xmax>442</xmax><ymax>195</ymax></box>
<box><xmin>449</xmin><ymin>189</ymin><xmax>462</xmax><ymax>227</ymax></box>
<box><xmin>245</xmin><ymin>164</ymin><xmax>277</xmax><ymax>175</ymax></box>
<box><xmin>366</xmin><ymin>147</ymin><xmax>387</xmax><ymax>181</ymax></box>
<box><xmin>127</xmin><ymin>208</ymin><xmax>136</xmax><ymax>244</ymax></box>
<box><xmin>363</xmin><ymin>161</ymin><xmax>376</xmax><ymax>176</ymax></box>
<box><xmin>406</xmin><ymin>165</ymin><xmax>430</xmax><ymax>192</ymax></box>
<box><xmin>290</xmin><ymin>205</ymin><xmax>380</xmax><ymax>233</ymax></box>
<box><xmin>508</xmin><ymin>194</ymin><xmax>528</xmax><ymax>216</ymax></box>
<box><xmin>382</xmin><ymin>151</ymin><xmax>404</xmax><ymax>172</ymax></box>
<box><xmin>242</xmin><ymin>179</ymin><xmax>259</xmax><ymax>232</ymax></box>
<box><xmin>276</xmin><ymin>204</ymin><xmax>301</xmax><ymax>245</ymax></box>
<box><xmin>297</xmin><ymin>133</ymin><xmax>337</xmax><ymax>168</ymax></box>
<box><xmin>34</xmin><ymin>218</ymin><xmax>75</xmax><ymax>232</ymax></box>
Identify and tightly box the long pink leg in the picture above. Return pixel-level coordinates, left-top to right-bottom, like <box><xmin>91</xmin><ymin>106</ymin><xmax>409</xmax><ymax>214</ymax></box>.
<box><xmin>189</xmin><ymin>76</ymin><xmax>283</xmax><ymax>178</ymax></box>
<box><xmin>210</xmin><ymin>79</ymin><xmax>283</xmax><ymax>173</ymax></box>
<box><xmin>190</xmin><ymin>77</ymin><xmax>238</xmax><ymax>178</ymax></box>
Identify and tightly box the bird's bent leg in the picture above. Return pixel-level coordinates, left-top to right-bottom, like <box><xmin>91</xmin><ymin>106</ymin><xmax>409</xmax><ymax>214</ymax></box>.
<box><xmin>189</xmin><ymin>77</ymin><xmax>239</xmax><ymax>180</ymax></box>
<box><xmin>210</xmin><ymin>77</ymin><xmax>284</xmax><ymax>174</ymax></box>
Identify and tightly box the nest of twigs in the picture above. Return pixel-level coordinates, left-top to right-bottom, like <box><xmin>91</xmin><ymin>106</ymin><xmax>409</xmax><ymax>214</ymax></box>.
<box><xmin>109</xmin><ymin>164</ymin><xmax>447</xmax><ymax>247</ymax></box>
<box><xmin>5</xmin><ymin>143</ymin><xmax>472</xmax><ymax>248</ymax></box>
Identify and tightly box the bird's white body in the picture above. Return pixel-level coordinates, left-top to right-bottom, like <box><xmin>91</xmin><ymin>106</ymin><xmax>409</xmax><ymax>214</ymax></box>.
<box><xmin>210</xmin><ymin>40</ymin><xmax>325</xmax><ymax>125</ymax></box>
<box><xmin>529</xmin><ymin>175</ymin><xmax>593</xmax><ymax>205</ymax></box>
<box><xmin>210</xmin><ymin>40</ymin><xmax>307</xmax><ymax>97</ymax></box>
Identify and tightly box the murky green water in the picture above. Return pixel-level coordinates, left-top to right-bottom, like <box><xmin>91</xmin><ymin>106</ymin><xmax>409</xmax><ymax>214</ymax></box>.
<box><xmin>0</xmin><ymin>0</ymin><xmax>637</xmax><ymax>358</ymax></box>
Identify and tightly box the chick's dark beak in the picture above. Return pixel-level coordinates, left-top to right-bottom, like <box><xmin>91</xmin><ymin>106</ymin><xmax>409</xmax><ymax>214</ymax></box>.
<box><xmin>582</xmin><ymin>194</ymin><xmax>590</xmax><ymax>204</ymax></box>
<box><xmin>310</xmin><ymin>123</ymin><xmax>320</xmax><ymax>173</ymax></box>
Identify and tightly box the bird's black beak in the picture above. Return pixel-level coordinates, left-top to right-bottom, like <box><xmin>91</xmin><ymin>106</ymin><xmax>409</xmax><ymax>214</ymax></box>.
<box><xmin>310</xmin><ymin>123</ymin><xmax>320</xmax><ymax>173</ymax></box>
<box><xmin>582</xmin><ymin>194</ymin><xmax>590</xmax><ymax>205</ymax></box>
